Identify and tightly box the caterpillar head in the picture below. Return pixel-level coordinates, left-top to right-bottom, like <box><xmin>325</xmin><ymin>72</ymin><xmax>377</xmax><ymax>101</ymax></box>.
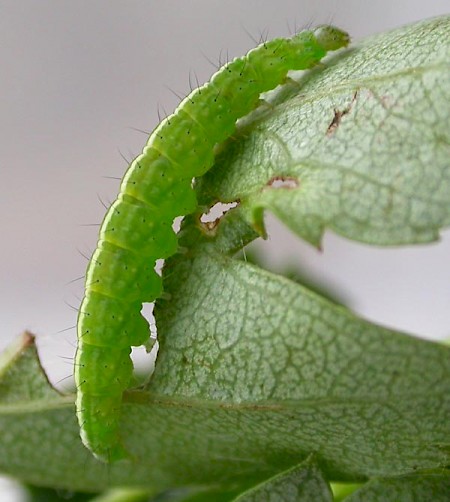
<box><xmin>313</xmin><ymin>25</ymin><xmax>350</xmax><ymax>51</ymax></box>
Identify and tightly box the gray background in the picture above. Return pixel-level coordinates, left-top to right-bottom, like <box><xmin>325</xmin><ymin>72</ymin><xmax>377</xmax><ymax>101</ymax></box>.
<box><xmin>1</xmin><ymin>1</ymin><xmax>449</xmax><ymax>497</ymax></box>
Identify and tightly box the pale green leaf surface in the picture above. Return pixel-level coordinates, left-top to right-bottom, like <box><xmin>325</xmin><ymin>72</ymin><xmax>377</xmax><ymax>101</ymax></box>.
<box><xmin>1</xmin><ymin>225</ymin><xmax>448</xmax><ymax>493</ymax></box>
<box><xmin>90</xmin><ymin>487</ymin><xmax>154</xmax><ymax>502</ymax></box>
<box><xmin>149</xmin><ymin>211</ymin><xmax>449</xmax><ymax>480</ymax></box>
<box><xmin>152</xmin><ymin>216</ymin><xmax>450</xmax><ymax>406</ymax></box>
<box><xmin>0</xmin><ymin>332</ymin><xmax>60</xmax><ymax>404</ymax></box>
<box><xmin>343</xmin><ymin>471</ymin><xmax>450</xmax><ymax>501</ymax></box>
<box><xmin>199</xmin><ymin>15</ymin><xmax>450</xmax><ymax>246</ymax></box>
<box><xmin>331</xmin><ymin>482</ymin><xmax>362</xmax><ymax>501</ymax></box>
<box><xmin>1</xmin><ymin>15</ymin><xmax>449</xmax><ymax>499</ymax></box>
<box><xmin>231</xmin><ymin>456</ymin><xmax>332</xmax><ymax>501</ymax></box>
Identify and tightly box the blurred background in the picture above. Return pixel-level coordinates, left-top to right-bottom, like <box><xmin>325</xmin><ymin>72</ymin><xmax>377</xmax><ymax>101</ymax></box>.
<box><xmin>1</xmin><ymin>1</ymin><xmax>449</xmax><ymax>498</ymax></box>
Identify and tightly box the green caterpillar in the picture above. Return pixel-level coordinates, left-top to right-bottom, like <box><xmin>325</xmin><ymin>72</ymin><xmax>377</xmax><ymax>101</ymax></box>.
<box><xmin>75</xmin><ymin>25</ymin><xmax>350</xmax><ymax>462</ymax></box>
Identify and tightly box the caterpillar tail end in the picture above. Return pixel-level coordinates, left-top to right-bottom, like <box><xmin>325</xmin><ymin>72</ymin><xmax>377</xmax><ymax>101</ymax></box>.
<box><xmin>77</xmin><ymin>392</ymin><xmax>132</xmax><ymax>463</ymax></box>
<box><xmin>92</xmin><ymin>442</ymin><xmax>130</xmax><ymax>464</ymax></box>
<box><xmin>80</xmin><ymin>427</ymin><xmax>131</xmax><ymax>463</ymax></box>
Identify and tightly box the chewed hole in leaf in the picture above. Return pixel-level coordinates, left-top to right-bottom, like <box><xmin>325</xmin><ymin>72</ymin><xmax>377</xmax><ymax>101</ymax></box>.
<box><xmin>266</xmin><ymin>176</ymin><xmax>299</xmax><ymax>189</ymax></box>
<box><xmin>200</xmin><ymin>201</ymin><xmax>239</xmax><ymax>230</ymax></box>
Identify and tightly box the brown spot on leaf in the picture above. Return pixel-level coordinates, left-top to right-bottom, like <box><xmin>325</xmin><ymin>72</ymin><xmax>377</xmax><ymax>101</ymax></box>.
<box><xmin>266</xmin><ymin>176</ymin><xmax>299</xmax><ymax>189</ymax></box>
<box><xmin>326</xmin><ymin>90</ymin><xmax>358</xmax><ymax>136</ymax></box>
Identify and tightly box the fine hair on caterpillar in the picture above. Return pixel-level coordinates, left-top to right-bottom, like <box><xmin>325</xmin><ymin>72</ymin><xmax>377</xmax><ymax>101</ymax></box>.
<box><xmin>75</xmin><ymin>24</ymin><xmax>350</xmax><ymax>462</ymax></box>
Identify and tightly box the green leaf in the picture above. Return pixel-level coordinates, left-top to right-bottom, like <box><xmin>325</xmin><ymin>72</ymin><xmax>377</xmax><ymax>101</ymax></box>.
<box><xmin>199</xmin><ymin>15</ymin><xmax>450</xmax><ymax>246</ymax></box>
<box><xmin>2</xmin><ymin>215</ymin><xmax>448</xmax><ymax>494</ymax></box>
<box><xmin>1</xmin><ymin>15</ymin><xmax>449</xmax><ymax>500</ymax></box>
<box><xmin>0</xmin><ymin>331</ymin><xmax>61</xmax><ymax>403</ymax></box>
<box><xmin>231</xmin><ymin>456</ymin><xmax>332</xmax><ymax>501</ymax></box>
<box><xmin>331</xmin><ymin>482</ymin><xmax>362</xmax><ymax>501</ymax></box>
<box><xmin>343</xmin><ymin>470</ymin><xmax>450</xmax><ymax>501</ymax></box>
<box><xmin>24</xmin><ymin>484</ymin><xmax>94</xmax><ymax>502</ymax></box>
<box><xmin>150</xmin><ymin>211</ymin><xmax>450</xmax><ymax>482</ymax></box>
<box><xmin>90</xmin><ymin>487</ymin><xmax>154</xmax><ymax>502</ymax></box>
